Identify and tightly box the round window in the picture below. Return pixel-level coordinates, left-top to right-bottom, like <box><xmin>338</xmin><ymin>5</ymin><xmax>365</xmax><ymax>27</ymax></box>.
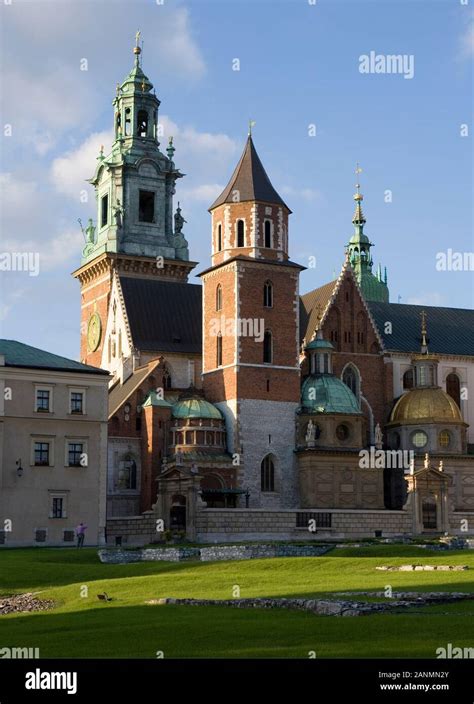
<box><xmin>336</xmin><ymin>424</ymin><xmax>350</xmax><ymax>441</ymax></box>
<box><xmin>412</xmin><ymin>430</ymin><xmax>428</xmax><ymax>448</ymax></box>
<box><xmin>439</xmin><ymin>430</ymin><xmax>451</xmax><ymax>449</ymax></box>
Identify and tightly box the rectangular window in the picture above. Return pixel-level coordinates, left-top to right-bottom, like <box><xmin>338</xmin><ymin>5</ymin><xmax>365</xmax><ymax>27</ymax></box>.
<box><xmin>70</xmin><ymin>392</ymin><xmax>84</xmax><ymax>414</ymax></box>
<box><xmin>68</xmin><ymin>442</ymin><xmax>84</xmax><ymax>467</ymax></box>
<box><xmin>216</xmin><ymin>335</ymin><xmax>223</xmax><ymax>367</ymax></box>
<box><xmin>34</xmin><ymin>442</ymin><xmax>50</xmax><ymax>466</ymax></box>
<box><xmin>63</xmin><ymin>530</ymin><xmax>75</xmax><ymax>542</ymax></box>
<box><xmin>139</xmin><ymin>190</ymin><xmax>155</xmax><ymax>222</ymax></box>
<box><xmin>101</xmin><ymin>194</ymin><xmax>108</xmax><ymax>228</ymax></box>
<box><xmin>36</xmin><ymin>389</ymin><xmax>50</xmax><ymax>412</ymax></box>
<box><xmin>52</xmin><ymin>498</ymin><xmax>64</xmax><ymax>519</ymax></box>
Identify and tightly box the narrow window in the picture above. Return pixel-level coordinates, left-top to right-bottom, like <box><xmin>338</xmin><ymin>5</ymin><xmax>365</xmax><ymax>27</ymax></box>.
<box><xmin>68</xmin><ymin>442</ymin><xmax>84</xmax><ymax>467</ymax></box>
<box><xmin>264</xmin><ymin>220</ymin><xmax>272</xmax><ymax>248</ymax></box>
<box><xmin>403</xmin><ymin>369</ymin><xmax>414</xmax><ymax>390</ymax></box>
<box><xmin>139</xmin><ymin>190</ymin><xmax>154</xmax><ymax>223</ymax></box>
<box><xmin>342</xmin><ymin>366</ymin><xmax>359</xmax><ymax>397</ymax></box>
<box><xmin>216</xmin><ymin>284</ymin><xmax>222</xmax><ymax>311</ymax></box>
<box><xmin>52</xmin><ymin>498</ymin><xmax>64</xmax><ymax>519</ymax></box>
<box><xmin>125</xmin><ymin>107</ymin><xmax>131</xmax><ymax>136</ymax></box>
<box><xmin>237</xmin><ymin>220</ymin><xmax>245</xmax><ymax>247</ymax></box>
<box><xmin>216</xmin><ymin>333</ymin><xmax>223</xmax><ymax>367</ymax></box>
<box><xmin>261</xmin><ymin>455</ymin><xmax>275</xmax><ymax>492</ymax></box>
<box><xmin>263</xmin><ymin>281</ymin><xmax>273</xmax><ymax>308</ymax></box>
<box><xmin>137</xmin><ymin>109</ymin><xmax>148</xmax><ymax>138</ymax></box>
<box><xmin>101</xmin><ymin>194</ymin><xmax>108</xmax><ymax>228</ymax></box>
<box><xmin>162</xmin><ymin>369</ymin><xmax>172</xmax><ymax>390</ymax></box>
<box><xmin>217</xmin><ymin>224</ymin><xmax>222</xmax><ymax>252</ymax></box>
<box><xmin>263</xmin><ymin>330</ymin><xmax>272</xmax><ymax>364</ymax></box>
<box><xmin>446</xmin><ymin>373</ymin><xmax>461</xmax><ymax>408</ymax></box>
<box><xmin>266</xmin><ymin>379</ymin><xmax>270</xmax><ymax>392</ymax></box>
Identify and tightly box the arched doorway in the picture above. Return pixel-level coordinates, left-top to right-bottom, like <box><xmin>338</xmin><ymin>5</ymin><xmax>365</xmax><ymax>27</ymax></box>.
<box><xmin>170</xmin><ymin>494</ymin><xmax>186</xmax><ymax>531</ymax></box>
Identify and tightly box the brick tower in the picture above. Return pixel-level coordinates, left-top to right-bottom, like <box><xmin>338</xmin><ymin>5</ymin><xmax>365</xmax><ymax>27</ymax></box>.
<box><xmin>72</xmin><ymin>35</ymin><xmax>195</xmax><ymax>368</ymax></box>
<box><xmin>200</xmin><ymin>134</ymin><xmax>304</xmax><ymax>507</ymax></box>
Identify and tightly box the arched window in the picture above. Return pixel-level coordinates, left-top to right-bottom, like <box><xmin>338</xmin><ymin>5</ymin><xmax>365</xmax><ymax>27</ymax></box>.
<box><xmin>162</xmin><ymin>368</ymin><xmax>172</xmax><ymax>390</ymax></box>
<box><xmin>216</xmin><ymin>284</ymin><xmax>222</xmax><ymax>311</ymax></box>
<box><xmin>237</xmin><ymin>220</ymin><xmax>245</xmax><ymax>247</ymax></box>
<box><xmin>264</xmin><ymin>220</ymin><xmax>272</xmax><ymax>248</ymax></box>
<box><xmin>217</xmin><ymin>224</ymin><xmax>222</xmax><ymax>252</ymax></box>
<box><xmin>137</xmin><ymin>110</ymin><xmax>148</xmax><ymax>137</ymax></box>
<box><xmin>216</xmin><ymin>333</ymin><xmax>223</xmax><ymax>367</ymax></box>
<box><xmin>403</xmin><ymin>369</ymin><xmax>414</xmax><ymax>390</ymax></box>
<box><xmin>263</xmin><ymin>330</ymin><xmax>272</xmax><ymax>364</ymax></box>
<box><xmin>446</xmin><ymin>373</ymin><xmax>461</xmax><ymax>409</ymax></box>
<box><xmin>261</xmin><ymin>455</ymin><xmax>275</xmax><ymax>492</ymax></box>
<box><xmin>124</xmin><ymin>107</ymin><xmax>131</xmax><ymax>136</ymax></box>
<box><xmin>342</xmin><ymin>365</ymin><xmax>359</xmax><ymax>397</ymax></box>
<box><xmin>263</xmin><ymin>280</ymin><xmax>273</xmax><ymax>308</ymax></box>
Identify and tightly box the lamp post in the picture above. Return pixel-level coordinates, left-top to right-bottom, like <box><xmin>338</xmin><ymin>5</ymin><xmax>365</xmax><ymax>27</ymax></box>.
<box><xmin>16</xmin><ymin>459</ymin><xmax>23</xmax><ymax>478</ymax></box>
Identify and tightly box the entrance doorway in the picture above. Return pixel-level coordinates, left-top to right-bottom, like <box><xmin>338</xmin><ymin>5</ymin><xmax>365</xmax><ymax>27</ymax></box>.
<box><xmin>422</xmin><ymin>499</ymin><xmax>437</xmax><ymax>530</ymax></box>
<box><xmin>170</xmin><ymin>494</ymin><xmax>186</xmax><ymax>531</ymax></box>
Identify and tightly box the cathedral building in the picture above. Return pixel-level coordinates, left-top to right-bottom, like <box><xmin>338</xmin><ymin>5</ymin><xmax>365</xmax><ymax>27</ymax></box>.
<box><xmin>73</xmin><ymin>42</ymin><xmax>474</xmax><ymax>543</ymax></box>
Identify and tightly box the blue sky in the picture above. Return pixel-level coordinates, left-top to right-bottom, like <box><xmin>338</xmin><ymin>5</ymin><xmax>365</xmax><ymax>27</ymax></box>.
<box><xmin>0</xmin><ymin>0</ymin><xmax>472</xmax><ymax>360</ymax></box>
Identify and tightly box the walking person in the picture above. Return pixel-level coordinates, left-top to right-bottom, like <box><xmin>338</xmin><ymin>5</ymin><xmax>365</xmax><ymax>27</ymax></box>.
<box><xmin>76</xmin><ymin>522</ymin><xmax>87</xmax><ymax>548</ymax></box>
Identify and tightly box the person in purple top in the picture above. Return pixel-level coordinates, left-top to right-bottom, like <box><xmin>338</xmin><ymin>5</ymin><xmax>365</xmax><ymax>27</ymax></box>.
<box><xmin>76</xmin><ymin>523</ymin><xmax>87</xmax><ymax>548</ymax></box>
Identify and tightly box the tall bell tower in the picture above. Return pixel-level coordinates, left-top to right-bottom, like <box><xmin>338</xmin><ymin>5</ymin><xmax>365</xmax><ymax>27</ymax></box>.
<box><xmin>73</xmin><ymin>34</ymin><xmax>195</xmax><ymax>367</ymax></box>
<box><xmin>200</xmin><ymin>133</ymin><xmax>304</xmax><ymax>508</ymax></box>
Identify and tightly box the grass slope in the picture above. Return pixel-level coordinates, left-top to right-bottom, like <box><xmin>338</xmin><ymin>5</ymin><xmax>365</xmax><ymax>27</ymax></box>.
<box><xmin>0</xmin><ymin>546</ymin><xmax>473</xmax><ymax>658</ymax></box>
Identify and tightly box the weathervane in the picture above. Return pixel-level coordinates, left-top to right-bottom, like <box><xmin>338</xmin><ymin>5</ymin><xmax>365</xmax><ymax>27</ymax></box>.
<box><xmin>248</xmin><ymin>119</ymin><xmax>256</xmax><ymax>136</ymax></box>
<box><xmin>355</xmin><ymin>163</ymin><xmax>362</xmax><ymax>196</ymax></box>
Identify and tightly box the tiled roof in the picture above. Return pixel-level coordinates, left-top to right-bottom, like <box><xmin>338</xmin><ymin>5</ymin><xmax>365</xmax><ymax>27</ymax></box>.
<box><xmin>108</xmin><ymin>359</ymin><xmax>161</xmax><ymax>418</ymax></box>
<box><xmin>299</xmin><ymin>280</ymin><xmax>337</xmax><ymax>344</ymax></box>
<box><xmin>120</xmin><ymin>276</ymin><xmax>202</xmax><ymax>354</ymax></box>
<box><xmin>209</xmin><ymin>136</ymin><xmax>290</xmax><ymax>211</ymax></box>
<box><xmin>0</xmin><ymin>339</ymin><xmax>108</xmax><ymax>375</ymax></box>
<box><xmin>368</xmin><ymin>302</ymin><xmax>474</xmax><ymax>357</ymax></box>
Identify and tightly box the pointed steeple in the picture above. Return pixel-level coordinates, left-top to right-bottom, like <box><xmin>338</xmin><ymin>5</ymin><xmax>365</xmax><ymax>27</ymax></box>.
<box><xmin>345</xmin><ymin>165</ymin><xmax>389</xmax><ymax>303</ymax></box>
<box><xmin>210</xmin><ymin>136</ymin><xmax>289</xmax><ymax>211</ymax></box>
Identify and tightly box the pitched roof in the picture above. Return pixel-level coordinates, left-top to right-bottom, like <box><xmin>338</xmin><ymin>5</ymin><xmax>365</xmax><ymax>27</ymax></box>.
<box><xmin>368</xmin><ymin>302</ymin><xmax>474</xmax><ymax>357</ymax></box>
<box><xmin>209</xmin><ymin>136</ymin><xmax>290</xmax><ymax>211</ymax></box>
<box><xmin>0</xmin><ymin>339</ymin><xmax>109</xmax><ymax>375</ymax></box>
<box><xmin>108</xmin><ymin>359</ymin><xmax>161</xmax><ymax>418</ymax></box>
<box><xmin>300</xmin><ymin>279</ymin><xmax>337</xmax><ymax>345</ymax></box>
<box><xmin>119</xmin><ymin>276</ymin><xmax>202</xmax><ymax>354</ymax></box>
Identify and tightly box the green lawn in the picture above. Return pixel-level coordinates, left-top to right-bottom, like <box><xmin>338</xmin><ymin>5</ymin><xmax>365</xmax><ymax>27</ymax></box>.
<box><xmin>0</xmin><ymin>545</ymin><xmax>473</xmax><ymax>658</ymax></box>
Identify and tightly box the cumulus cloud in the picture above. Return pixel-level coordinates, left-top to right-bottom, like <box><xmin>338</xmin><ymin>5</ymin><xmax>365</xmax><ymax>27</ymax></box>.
<box><xmin>179</xmin><ymin>184</ymin><xmax>224</xmax><ymax>202</ymax></box>
<box><xmin>280</xmin><ymin>185</ymin><xmax>323</xmax><ymax>202</ymax></box>
<box><xmin>50</xmin><ymin>130</ymin><xmax>113</xmax><ymax>199</ymax></box>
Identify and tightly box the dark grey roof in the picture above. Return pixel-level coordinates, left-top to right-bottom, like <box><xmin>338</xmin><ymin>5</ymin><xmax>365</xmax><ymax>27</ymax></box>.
<box><xmin>0</xmin><ymin>340</ymin><xmax>109</xmax><ymax>374</ymax></box>
<box><xmin>300</xmin><ymin>280</ymin><xmax>337</xmax><ymax>345</ymax></box>
<box><xmin>120</xmin><ymin>277</ymin><xmax>202</xmax><ymax>354</ymax></box>
<box><xmin>209</xmin><ymin>136</ymin><xmax>290</xmax><ymax>211</ymax></box>
<box><xmin>368</xmin><ymin>302</ymin><xmax>474</xmax><ymax>356</ymax></box>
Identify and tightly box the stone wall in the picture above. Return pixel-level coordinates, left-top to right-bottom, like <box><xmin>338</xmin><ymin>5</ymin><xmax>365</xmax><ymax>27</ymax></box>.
<box><xmin>106</xmin><ymin>512</ymin><xmax>156</xmax><ymax>546</ymax></box>
<box><xmin>196</xmin><ymin>508</ymin><xmax>412</xmax><ymax>541</ymax></box>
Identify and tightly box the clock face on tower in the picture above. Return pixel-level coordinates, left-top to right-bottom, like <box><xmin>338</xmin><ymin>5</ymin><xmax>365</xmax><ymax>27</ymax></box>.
<box><xmin>87</xmin><ymin>312</ymin><xmax>102</xmax><ymax>353</ymax></box>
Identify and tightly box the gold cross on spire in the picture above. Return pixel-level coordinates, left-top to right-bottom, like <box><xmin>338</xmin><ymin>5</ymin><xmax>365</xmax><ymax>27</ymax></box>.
<box><xmin>248</xmin><ymin>119</ymin><xmax>256</xmax><ymax>136</ymax></box>
<box><xmin>355</xmin><ymin>162</ymin><xmax>362</xmax><ymax>194</ymax></box>
<box><xmin>135</xmin><ymin>30</ymin><xmax>141</xmax><ymax>47</ymax></box>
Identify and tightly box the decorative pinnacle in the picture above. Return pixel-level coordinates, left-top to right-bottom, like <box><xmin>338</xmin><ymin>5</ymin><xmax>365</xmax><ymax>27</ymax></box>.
<box><xmin>352</xmin><ymin>163</ymin><xmax>366</xmax><ymax>224</ymax></box>
<box><xmin>420</xmin><ymin>310</ymin><xmax>429</xmax><ymax>354</ymax></box>
<box><xmin>97</xmin><ymin>144</ymin><xmax>105</xmax><ymax>161</ymax></box>
<box><xmin>134</xmin><ymin>30</ymin><xmax>142</xmax><ymax>65</ymax></box>
<box><xmin>167</xmin><ymin>136</ymin><xmax>175</xmax><ymax>161</ymax></box>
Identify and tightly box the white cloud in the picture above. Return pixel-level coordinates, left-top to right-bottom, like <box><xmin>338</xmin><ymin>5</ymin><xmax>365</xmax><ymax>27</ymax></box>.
<box><xmin>159</xmin><ymin>116</ymin><xmax>237</xmax><ymax>162</ymax></box>
<box><xmin>159</xmin><ymin>8</ymin><xmax>206</xmax><ymax>78</ymax></box>
<box><xmin>50</xmin><ymin>131</ymin><xmax>113</xmax><ymax>199</ymax></box>
<box><xmin>179</xmin><ymin>184</ymin><xmax>224</xmax><ymax>202</ymax></box>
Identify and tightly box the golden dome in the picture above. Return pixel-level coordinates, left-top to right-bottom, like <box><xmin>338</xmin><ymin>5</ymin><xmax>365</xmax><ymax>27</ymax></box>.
<box><xmin>390</xmin><ymin>387</ymin><xmax>462</xmax><ymax>424</ymax></box>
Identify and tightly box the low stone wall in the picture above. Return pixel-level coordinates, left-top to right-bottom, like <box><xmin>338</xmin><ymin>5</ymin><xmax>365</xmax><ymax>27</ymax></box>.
<box><xmin>106</xmin><ymin>512</ymin><xmax>156</xmax><ymax>547</ymax></box>
<box><xmin>98</xmin><ymin>543</ymin><xmax>332</xmax><ymax>564</ymax></box>
<box><xmin>196</xmin><ymin>508</ymin><xmax>412</xmax><ymax>542</ymax></box>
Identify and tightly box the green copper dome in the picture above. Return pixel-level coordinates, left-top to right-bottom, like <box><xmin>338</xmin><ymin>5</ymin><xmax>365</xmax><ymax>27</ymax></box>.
<box><xmin>305</xmin><ymin>337</ymin><xmax>334</xmax><ymax>351</ymax></box>
<box><xmin>172</xmin><ymin>398</ymin><xmax>223</xmax><ymax>420</ymax></box>
<box><xmin>301</xmin><ymin>375</ymin><xmax>360</xmax><ymax>414</ymax></box>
